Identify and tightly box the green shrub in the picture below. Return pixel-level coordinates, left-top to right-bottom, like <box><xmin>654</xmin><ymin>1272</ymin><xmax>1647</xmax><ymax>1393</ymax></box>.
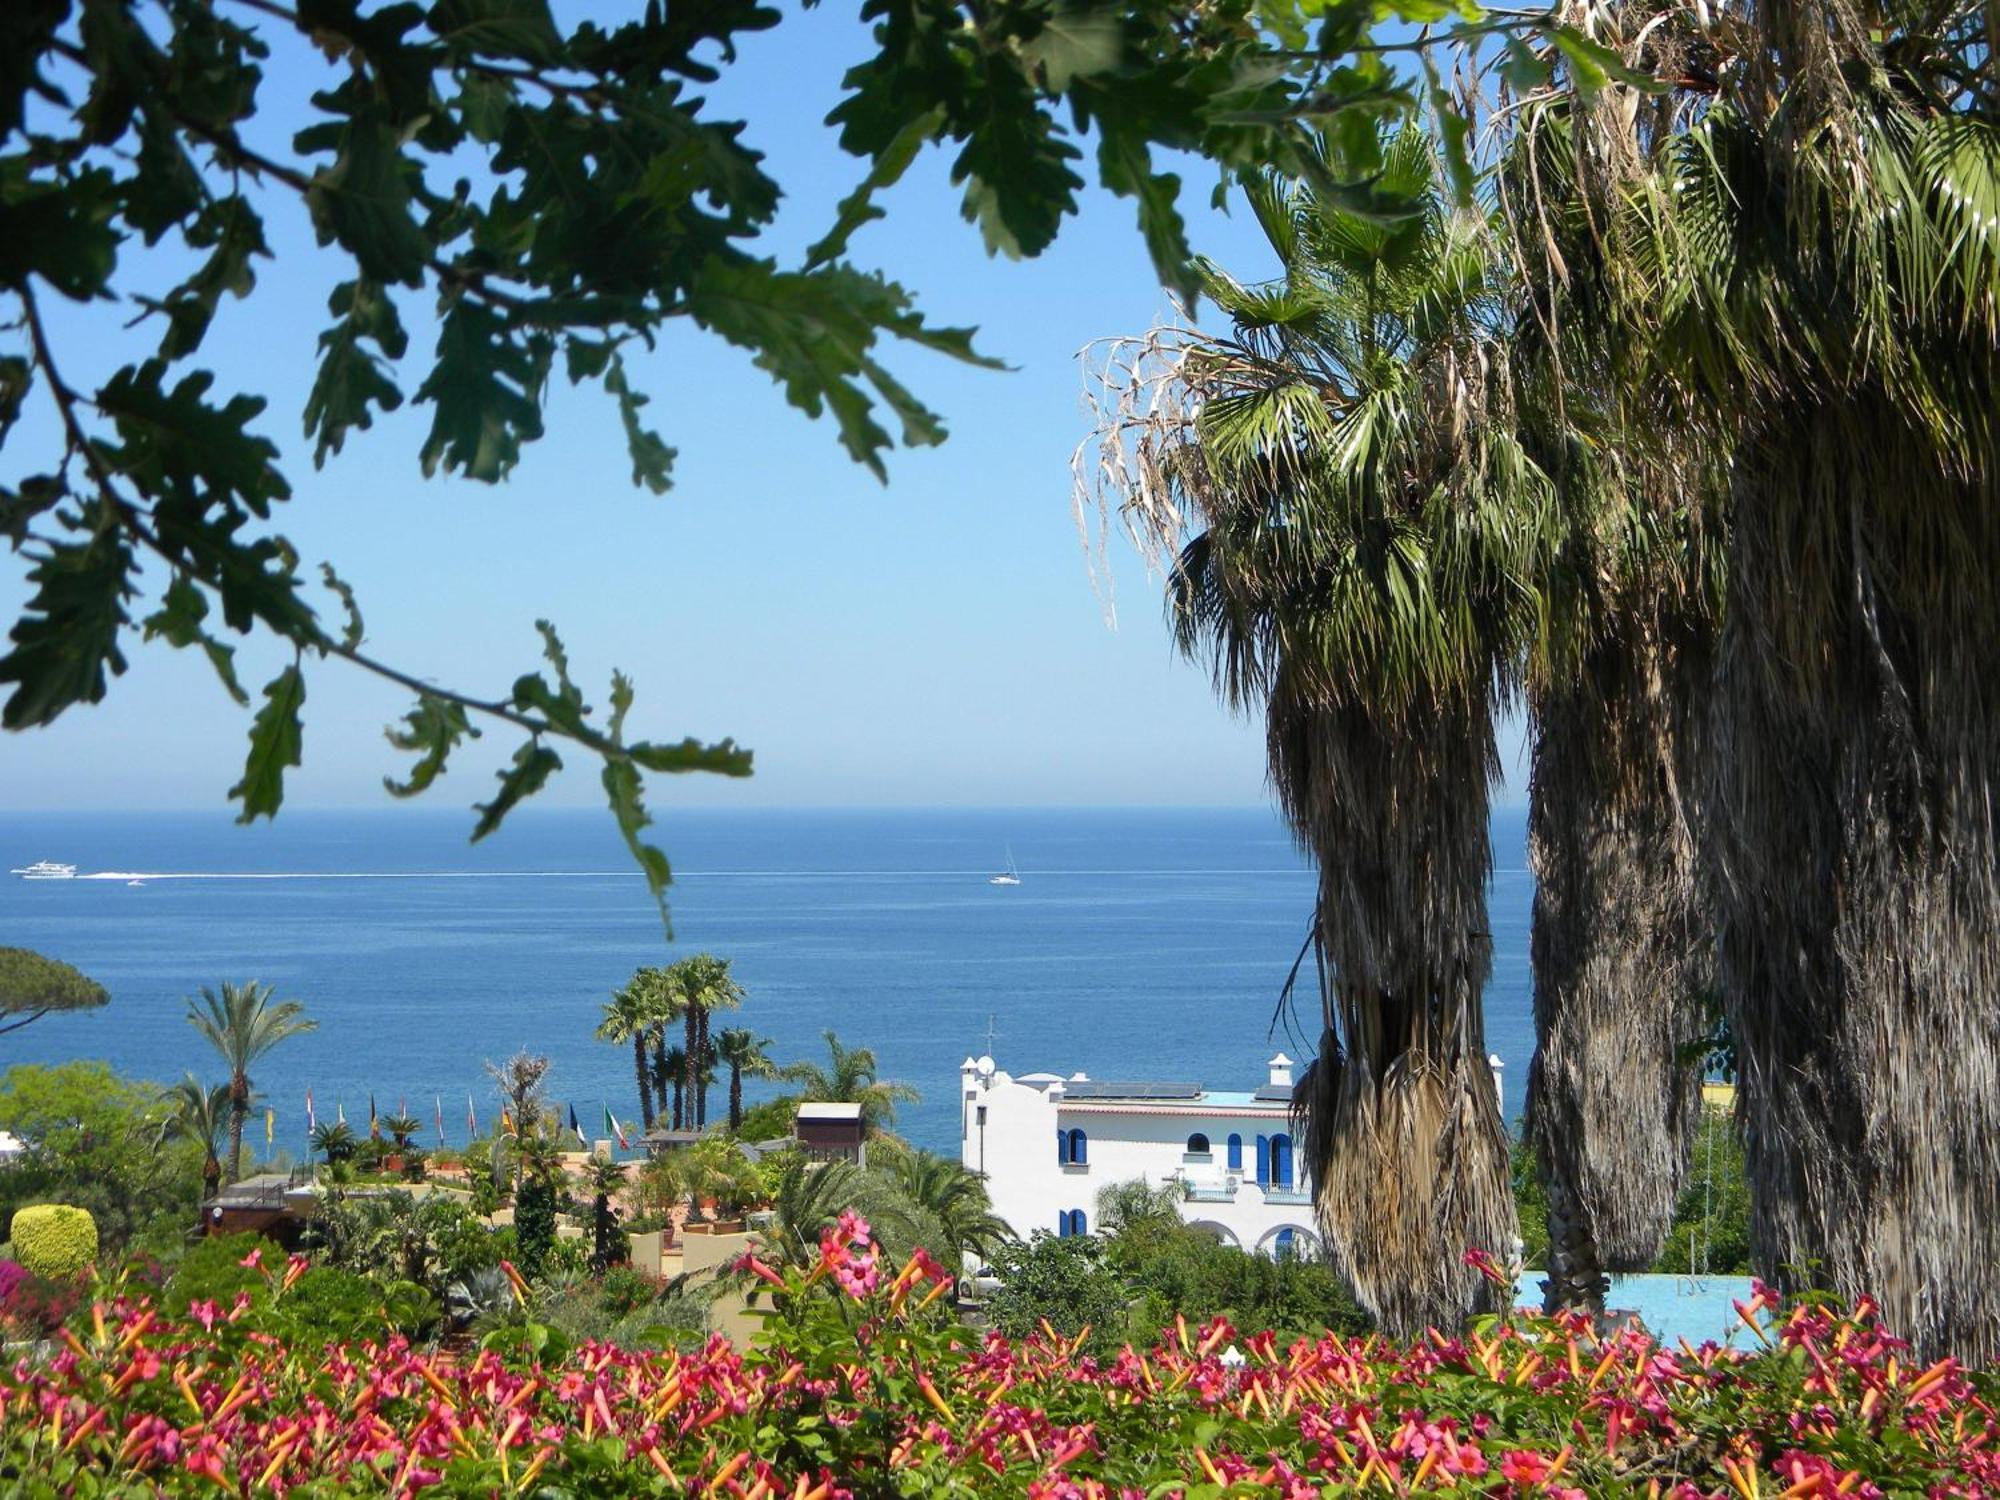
<box><xmin>10</xmin><ymin>1204</ymin><xmax>98</xmax><ymax>1280</ymax></box>
<box><xmin>162</xmin><ymin>1232</ymin><xmax>270</xmax><ymax>1318</ymax></box>
<box><xmin>263</xmin><ymin>1266</ymin><xmax>385</xmax><ymax>1344</ymax></box>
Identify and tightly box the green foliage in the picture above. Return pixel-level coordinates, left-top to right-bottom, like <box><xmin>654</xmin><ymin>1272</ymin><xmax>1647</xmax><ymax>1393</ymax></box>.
<box><xmin>162</xmin><ymin>1232</ymin><xmax>269</xmax><ymax>1320</ymax></box>
<box><xmin>0</xmin><ymin>948</ymin><xmax>108</xmax><ymax>1030</ymax></box>
<box><xmin>1649</xmin><ymin>1110</ymin><xmax>1753</xmax><ymax>1276</ymax></box>
<box><xmin>734</xmin><ymin>1094</ymin><xmax>798</xmax><ymax>1143</ymax></box>
<box><xmin>513</xmin><ymin>1176</ymin><xmax>559</xmax><ymax>1284</ymax></box>
<box><xmin>9</xmin><ymin>1203</ymin><xmax>97</xmax><ymax>1280</ymax></box>
<box><xmin>983</xmin><ymin>1232</ymin><xmax>1130</xmax><ymax>1359</ymax></box>
<box><xmin>310</xmin><ymin>1189</ymin><xmax>502</xmax><ymax>1296</ymax></box>
<box><xmin>1103</xmin><ymin>1213</ymin><xmax>1370</xmax><ymax>1344</ymax></box>
<box><xmin>0</xmin><ymin>1062</ymin><xmax>204</xmax><ymax>1257</ymax></box>
<box><xmin>1510</xmin><ymin>1134</ymin><xmax>1550</xmax><ymax>1271</ymax></box>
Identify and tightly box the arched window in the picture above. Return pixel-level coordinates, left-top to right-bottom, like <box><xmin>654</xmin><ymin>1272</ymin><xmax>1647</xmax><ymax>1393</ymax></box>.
<box><xmin>1275</xmin><ymin>1227</ymin><xmax>1296</xmax><ymax>1259</ymax></box>
<box><xmin>1254</xmin><ymin>1132</ymin><xmax>1270</xmax><ymax>1186</ymax></box>
<box><xmin>1186</xmin><ymin>1132</ymin><xmax>1210</xmax><ymax>1154</ymax></box>
<box><xmin>1270</xmin><ymin>1133</ymin><xmax>1294</xmax><ymax>1189</ymax></box>
<box><xmin>1226</xmin><ymin>1134</ymin><xmax>1243</xmax><ymax>1171</ymax></box>
<box><xmin>1067</xmin><ymin>1128</ymin><xmax>1088</xmax><ymax>1165</ymax></box>
<box><xmin>1071</xmin><ymin>1209</ymin><xmax>1088</xmax><ymax>1237</ymax></box>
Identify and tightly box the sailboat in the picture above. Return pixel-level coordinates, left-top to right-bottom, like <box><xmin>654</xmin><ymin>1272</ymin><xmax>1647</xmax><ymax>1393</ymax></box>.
<box><xmin>989</xmin><ymin>847</ymin><xmax>1021</xmax><ymax>886</ymax></box>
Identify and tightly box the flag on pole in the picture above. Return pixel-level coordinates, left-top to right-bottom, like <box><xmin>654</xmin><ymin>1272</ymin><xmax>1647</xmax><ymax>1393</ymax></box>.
<box><xmin>603</xmin><ymin>1104</ymin><xmax>629</xmax><ymax>1151</ymax></box>
<box><xmin>434</xmin><ymin>1096</ymin><xmax>445</xmax><ymax>1147</ymax></box>
<box><xmin>265</xmin><ymin>1108</ymin><xmax>275</xmax><ymax>1146</ymax></box>
<box><xmin>305</xmin><ymin>1088</ymin><xmax>316</xmax><ymax>1135</ymax></box>
<box><xmin>369</xmin><ymin>1094</ymin><xmax>379</xmax><ymax>1139</ymax></box>
<box><xmin>568</xmin><ymin>1104</ymin><xmax>587</xmax><ymax>1149</ymax></box>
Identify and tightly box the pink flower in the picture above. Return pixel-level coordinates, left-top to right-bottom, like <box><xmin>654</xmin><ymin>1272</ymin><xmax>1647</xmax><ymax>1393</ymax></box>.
<box><xmin>238</xmin><ymin>1247</ymin><xmax>265</xmax><ymax>1271</ymax></box>
<box><xmin>188</xmin><ymin>1299</ymin><xmax>220</xmax><ymax>1332</ymax></box>
<box><xmin>1499</xmin><ymin>1449</ymin><xmax>1555</xmax><ymax>1487</ymax></box>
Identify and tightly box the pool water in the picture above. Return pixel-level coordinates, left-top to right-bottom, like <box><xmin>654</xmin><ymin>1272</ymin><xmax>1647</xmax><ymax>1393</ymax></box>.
<box><xmin>1520</xmin><ymin>1273</ymin><xmax>1758</xmax><ymax>1347</ymax></box>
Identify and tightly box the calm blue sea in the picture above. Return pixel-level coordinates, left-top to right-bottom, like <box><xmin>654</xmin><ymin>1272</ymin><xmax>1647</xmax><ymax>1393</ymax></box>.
<box><xmin>0</xmin><ymin>807</ymin><xmax>1533</xmax><ymax>1155</ymax></box>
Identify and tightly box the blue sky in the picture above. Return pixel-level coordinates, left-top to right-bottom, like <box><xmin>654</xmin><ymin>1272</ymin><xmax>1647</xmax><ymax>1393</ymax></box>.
<box><xmin>1</xmin><ymin>5</ymin><xmax>1528</xmax><ymax>814</ymax></box>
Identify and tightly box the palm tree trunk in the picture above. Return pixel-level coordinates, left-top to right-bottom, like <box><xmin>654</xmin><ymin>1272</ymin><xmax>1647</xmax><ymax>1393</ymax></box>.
<box><xmin>1526</xmin><ymin>632</ymin><xmax>1706</xmax><ymax>1313</ymax></box>
<box><xmin>1282</xmin><ymin>690</ymin><xmax>1517</xmax><ymax>1339</ymax></box>
<box><xmin>227</xmin><ymin>1073</ymin><xmax>248</xmax><ymax>1184</ymax></box>
<box><xmin>695</xmin><ymin>1011</ymin><xmax>710</xmax><ymax>1128</ymax></box>
<box><xmin>671</xmin><ymin>1076</ymin><xmax>684</xmax><ymax>1131</ymax></box>
<box><xmin>683</xmin><ymin>1007</ymin><xmax>701</xmax><ymax>1132</ymax></box>
<box><xmin>729</xmin><ymin>1064</ymin><xmax>743</xmax><ymax>1132</ymax></box>
<box><xmin>633</xmin><ymin>1035</ymin><xmax>655</xmax><ymax>1132</ymax></box>
<box><xmin>1708</xmin><ymin>414</ymin><xmax>2000</xmax><ymax>1362</ymax></box>
<box><xmin>651</xmin><ymin>1030</ymin><xmax>670</xmax><ymax>1119</ymax></box>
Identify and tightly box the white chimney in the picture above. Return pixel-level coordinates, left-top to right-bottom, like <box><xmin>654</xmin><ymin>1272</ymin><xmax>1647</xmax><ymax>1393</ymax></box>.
<box><xmin>1267</xmin><ymin>1053</ymin><xmax>1294</xmax><ymax>1089</ymax></box>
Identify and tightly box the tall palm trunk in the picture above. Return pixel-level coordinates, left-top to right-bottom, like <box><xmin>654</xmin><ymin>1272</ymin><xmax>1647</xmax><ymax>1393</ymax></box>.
<box><xmin>695</xmin><ymin>1010</ymin><xmax>711</xmax><ymax>1128</ymax></box>
<box><xmin>651</xmin><ymin>1029</ymin><xmax>671</xmax><ymax>1119</ymax></box>
<box><xmin>1708</xmin><ymin>407</ymin><xmax>2000</xmax><ymax>1361</ymax></box>
<box><xmin>683</xmin><ymin>1007</ymin><xmax>702</xmax><ymax>1132</ymax></box>
<box><xmin>227</xmin><ymin>1072</ymin><xmax>249</xmax><ymax>1183</ymax></box>
<box><xmin>632</xmin><ymin>1035</ymin><xmax>655</xmax><ymax>1132</ymax></box>
<box><xmin>1526</xmin><ymin>632</ymin><xmax>1706</xmax><ymax>1312</ymax></box>
<box><xmin>728</xmin><ymin>1063</ymin><xmax>743</xmax><ymax>1132</ymax></box>
<box><xmin>1286</xmin><ymin>690</ymin><xmax>1516</xmax><ymax>1338</ymax></box>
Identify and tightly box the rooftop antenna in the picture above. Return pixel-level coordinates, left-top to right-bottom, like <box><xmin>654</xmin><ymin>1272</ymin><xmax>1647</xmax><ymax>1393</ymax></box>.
<box><xmin>983</xmin><ymin>1015</ymin><xmax>1001</xmax><ymax>1053</ymax></box>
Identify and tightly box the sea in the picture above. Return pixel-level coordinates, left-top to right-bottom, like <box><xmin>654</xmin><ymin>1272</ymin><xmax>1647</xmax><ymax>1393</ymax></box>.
<box><xmin>0</xmin><ymin>807</ymin><xmax>1534</xmax><ymax>1158</ymax></box>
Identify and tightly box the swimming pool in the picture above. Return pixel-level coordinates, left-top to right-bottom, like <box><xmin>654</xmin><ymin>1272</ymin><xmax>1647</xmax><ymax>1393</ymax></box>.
<box><xmin>1517</xmin><ymin>1273</ymin><xmax>1758</xmax><ymax>1346</ymax></box>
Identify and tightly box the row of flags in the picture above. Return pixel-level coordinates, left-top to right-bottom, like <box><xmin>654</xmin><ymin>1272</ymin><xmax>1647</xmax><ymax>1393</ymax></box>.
<box><xmin>288</xmin><ymin>1089</ymin><xmax>636</xmax><ymax>1151</ymax></box>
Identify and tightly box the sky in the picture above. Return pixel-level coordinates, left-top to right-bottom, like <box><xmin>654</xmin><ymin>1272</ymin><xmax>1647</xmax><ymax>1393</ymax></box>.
<box><xmin>1</xmin><ymin>6</ymin><xmax>1528</xmax><ymax>816</ymax></box>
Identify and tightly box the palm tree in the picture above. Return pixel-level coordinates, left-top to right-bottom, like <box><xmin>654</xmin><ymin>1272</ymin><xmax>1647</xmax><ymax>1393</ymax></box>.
<box><xmin>663</xmin><ymin>954</ymin><xmax>743</xmax><ymax>1130</ymax></box>
<box><xmin>1499</xmin><ymin>81</ymin><xmax>1726</xmax><ymax>1315</ymax></box>
<box><xmin>781</xmin><ymin>1029</ymin><xmax>919</xmax><ymax>1135</ymax></box>
<box><xmin>1514</xmin><ymin>0</ymin><xmax>2000</xmax><ymax>1360</ymax></box>
<box><xmin>1081</xmin><ymin>129</ymin><xmax>1547</xmax><ymax>1334</ymax></box>
<box><xmin>715</xmin><ymin>1028</ymin><xmax>778</xmax><ymax>1132</ymax></box>
<box><xmin>888</xmin><ymin>1148</ymin><xmax>1013</xmax><ymax>1266</ymax></box>
<box><xmin>310</xmin><ymin>1120</ymin><xmax>359</xmax><ymax>1167</ymax></box>
<box><xmin>158</xmin><ymin>1074</ymin><xmax>232</xmax><ymax>1202</ymax></box>
<box><xmin>185</xmin><ymin>981</ymin><xmax>316</xmax><ymax>1184</ymax></box>
<box><xmin>596</xmin><ymin>980</ymin><xmax>658</xmax><ymax>1132</ymax></box>
<box><xmin>756</xmin><ymin>1151</ymin><xmax>864</xmax><ymax>1269</ymax></box>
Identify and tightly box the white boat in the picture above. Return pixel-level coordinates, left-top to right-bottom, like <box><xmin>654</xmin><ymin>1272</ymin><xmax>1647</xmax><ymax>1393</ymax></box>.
<box><xmin>10</xmin><ymin>861</ymin><xmax>76</xmax><ymax>880</ymax></box>
<box><xmin>988</xmin><ymin>847</ymin><xmax>1021</xmax><ymax>886</ymax></box>
<box><xmin>125</xmin><ymin>879</ymin><xmax>145</xmax><ymax>888</ymax></box>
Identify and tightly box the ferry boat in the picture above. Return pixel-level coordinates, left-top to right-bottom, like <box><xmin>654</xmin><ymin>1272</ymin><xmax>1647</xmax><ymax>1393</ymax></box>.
<box><xmin>10</xmin><ymin>861</ymin><xmax>77</xmax><ymax>880</ymax></box>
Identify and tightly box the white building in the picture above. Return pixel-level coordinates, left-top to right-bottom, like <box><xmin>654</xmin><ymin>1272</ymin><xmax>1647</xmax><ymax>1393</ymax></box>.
<box><xmin>960</xmin><ymin>1053</ymin><xmax>1322</xmax><ymax>1259</ymax></box>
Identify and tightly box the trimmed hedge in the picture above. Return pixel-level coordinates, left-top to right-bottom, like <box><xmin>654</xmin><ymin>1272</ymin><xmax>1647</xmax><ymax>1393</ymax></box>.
<box><xmin>8</xmin><ymin>1203</ymin><xmax>96</xmax><ymax>1279</ymax></box>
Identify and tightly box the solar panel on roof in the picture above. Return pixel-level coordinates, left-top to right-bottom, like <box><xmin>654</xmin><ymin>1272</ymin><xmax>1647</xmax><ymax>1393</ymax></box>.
<box><xmin>1064</xmin><ymin>1081</ymin><xmax>1202</xmax><ymax>1101</ymax></box>
<box><xmin>1252</xmin><ymin>1086</ymin><xmax>1294</xmax><ymax>1102</ymax></box>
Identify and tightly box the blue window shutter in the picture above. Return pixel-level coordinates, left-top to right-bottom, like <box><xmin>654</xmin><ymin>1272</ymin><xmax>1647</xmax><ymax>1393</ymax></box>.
<box><xmin>1057</xmin><ymin>1211</ymin><xmax>1068</xmax><ymax>1238</ymax></box>
<box><xmin>1075</xmin><ymin>1210</ymin><xmax>1087</xmax><ymax>1236</ymax></box>
<box><xmin>1072</xmin><ymin>1129</ymin><xmax>1087</xmax><ymax>1165</ymax></box>
<box><xmin>1057</xmin><ymin>1129</ymin><xmax>1066</xmax><ymax>1164</ymax></box>
<box><xmin>1273</xmin><ymin>1134</ymin><xmax>1293</xmax><ymax>1188</ymax></box>
<box><xmin>1255</xmin><ymin>1133</ymin><xmax>1269</xmax><ymax>1185</ymax></box>
<box><xmin>1226</xmin><ymin>1134</ymin><xmax>1242</xmax><ymax>1171</ymax></box>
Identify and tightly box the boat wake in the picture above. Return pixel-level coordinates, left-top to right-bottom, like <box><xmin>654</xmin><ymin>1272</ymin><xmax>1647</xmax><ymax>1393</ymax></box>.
<box><xmin>73</xmin><ymin>870</ymin><xmax>629</xmax><ymax>882</ymax></box>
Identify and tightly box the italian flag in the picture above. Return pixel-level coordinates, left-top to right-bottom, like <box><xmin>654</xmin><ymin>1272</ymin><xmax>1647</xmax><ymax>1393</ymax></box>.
<box><xmin>603</xmin><ymin>1105</ymin><xmax>630</xmax><ymax>1150</ymax></box>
